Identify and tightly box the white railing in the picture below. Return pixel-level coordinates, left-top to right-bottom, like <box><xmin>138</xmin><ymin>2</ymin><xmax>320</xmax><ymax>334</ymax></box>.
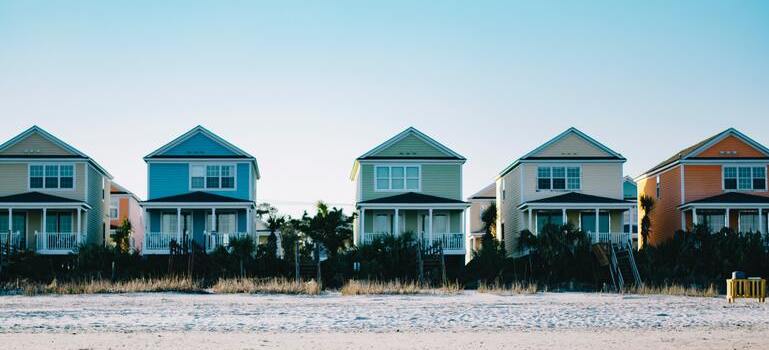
<box><xmin>143</xmin><ymin>232</ymin><xmax>178</xmax><ymax>253</ymax></box>
<box><xmin>429</xmin><ymin>232</ymin><xmax>464</xmax><ymax>250</ymax></box>
<box><xmin>35</xmin><ymin>231</ymin><xmax>78</xmax><ymax>253</ymax></box>
<box><xmin>591</xmin><ymin>231</ymin><xmax>632</xmax><ymax>245</ymax></box>
<box><xmin>0</xmin><ymin>230</ymin><xmax>22</xmax><ymax>250</ymax></box>
<box><xmin>362</xmin><ymin>232</ymin><xmax>390</xmax><ymax>245</ymax></box>
<box><xmin>205</xmin><ymin>232</ymin><xmax>252</xmax><ymax>252</ymax></box>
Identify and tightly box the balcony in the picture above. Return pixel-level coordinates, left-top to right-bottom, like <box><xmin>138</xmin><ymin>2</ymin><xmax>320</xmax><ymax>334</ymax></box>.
<box><xmin>588</xmin><ymin>231</ymin><xmax>633</xmax><ymax>245</ymax></box>
<box><xmin>143</xmin><ymin>232</ymin><xmax>179</xmax><ymax>254</ymax></box>
<box><xmin>362</xmin><ymin>232</ymin><xmax>464</xmax><ymax>252</ymax></box>
<box><xmin>0</xmin><ymin>231</ymin><xmax>23</xmax><ymax>251</ymax></box>
<box><xmin>205</xmin><ymin>232</ymin><xmax>253</xmax><ymax>252</ymax></box>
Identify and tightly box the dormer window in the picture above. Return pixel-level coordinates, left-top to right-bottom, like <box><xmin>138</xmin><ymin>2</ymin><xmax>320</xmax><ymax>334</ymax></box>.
<box><xmin>191</xmin><ymin>164</ymin><xmax>236</xmax><ymax>190</ymax></box>
<box><xmin>375</xmin><ymin>165</ymin><xmax>420</xmax><ymax>191</ymax></box>
<box><xmin>723</xmin><ymin>166</ymin><xmax>766</xmax><ymax>191</ymax></box>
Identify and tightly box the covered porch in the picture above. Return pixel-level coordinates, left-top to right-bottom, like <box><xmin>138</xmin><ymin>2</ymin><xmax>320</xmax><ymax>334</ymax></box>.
<box><xmin>0</xmin><ymin>192</ymin><xmax>90</xmax><ymax>254</ymax></box>
<box><xmin>679</xmin><ymin>192</ymin><xmax>769</xmax><ymax>234</ymax></box>
<box><xmin>518</xmin><ymin>192</ymin><xmax>636</xmax><ymax>245</ymax></box>
<box><xmin>141</xmin><ymin>192</ymin><xmax>255</xmax><ymax>255</ymax></box>
<box><xmin>356</xmin><ymin>193</ymin><xmax>469</xmax><ymax>255</ymax></box>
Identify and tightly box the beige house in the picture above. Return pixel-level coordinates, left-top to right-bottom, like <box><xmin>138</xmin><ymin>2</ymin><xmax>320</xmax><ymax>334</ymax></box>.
<box><xmin>466</xmin><ymin>183</ymin><xmax>495</xmax><ymax>263</ymax></box>
<box><xmin>495</xmin><ymin>128</ymin><xmax>635</xmax><ymax>257</ymax></box>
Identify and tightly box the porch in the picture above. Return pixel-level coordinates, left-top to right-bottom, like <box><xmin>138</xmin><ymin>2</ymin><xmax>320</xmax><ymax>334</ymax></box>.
<box><xmin>519</xmin><ymin>192</ymin><xmax>636</xmax><ymax>245</ymax></box>
<box><xmin>141</xmin><ymin>192</ymin><xmax>255</xmax><ymax>255</ymax></box>
<box><xmin>0</xmin><ymin>192</ymin><xmax>89</xmax><ymax>255</ymax></box>
<box><xmin>679</xmin><ymin>192</ymin><xmax>769</xmax><ymax>234</ymax></box>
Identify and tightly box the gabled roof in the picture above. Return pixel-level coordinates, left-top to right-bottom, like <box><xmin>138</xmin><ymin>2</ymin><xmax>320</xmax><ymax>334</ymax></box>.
<box><xmin>499</xmin><ymin>128</ymin><xmax>625</xmax><ymax>178</ymax></box>
<box><xmin>681</xmin><ymin>192</ymin><xmax>769</xmax><ymax>206</ymax></box>
<box><xmin>0</xmin><ymin>126</ymin><xmax>112</xmax><ymax>178</ymax></box>
<box><xmin>357</xmin><ymin>127</ymin><xmax>465</xmax><ymax>160</ymax></box>
<box><xmin>0</xmin><ymin>191</ymin><xmax>90</xmax><ymax>208</ymax></box>
<box><xmin>145</xmin><ymin>125</ymin><xmax>260</xmax><ymax>179</ymax></box>
<box><xmin>110</xmin><ymin>182</ymin><xmax>142</xmax><ymax>202</ymax></box>
<box><xmin>639</xmin><ymin>128</ymin><xmax>769</xmax><ymax>179</ymax></box>
<box><xmin>143</xmin><ymin>191</ymin><xmax>253</xmax><ymax>203</ymax></box>
<box><xmin>359</xmin><ymin>192</ymin><xmax>467</xmax><ymax>204</ymax></box>
<box><xmin>468</xmin><ymin>183</ymin><xmax>496</xmax><ymax>201</ymax></box>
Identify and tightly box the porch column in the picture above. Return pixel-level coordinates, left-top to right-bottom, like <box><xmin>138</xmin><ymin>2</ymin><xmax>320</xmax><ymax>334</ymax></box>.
<box><xmin>76</xmin><ymin>208</ymin><xmax>82</xmax><ymax>245</ymax></box>
<box><xmin>42</xmin><ymin>208</ymin><xmax>47</xmax><ymax>250</ymax></box>
<box><xmin>428</xmin><ymin>208</ymin><xmax>433</xmax><ymax>244</ymax></box>
<box><xmin>246</xmin><ymin>207</ymin><xmax>252</xmax><ymax>234</ymax></box>
<box><xmin>394</xmin><ymin>208</ymin><xmax>399</xmax><ymax>236</ymax></box>
<box><xmin>211</xmin><ymin>208</ymin><xmax>217</xmax><ymax>233</ymax></box>
<box><xmin>360</xmin><ymin>208</ymin><xmax>365</xmax><ymax>243</ymax></box>
<box><xmin>460</xmin><ymin>209</ymin><xmax>465</xmax><ymax>236</ymax></box>
<box><xmin>759</xmin><ymin>209</ymin><xmax>764</xmax><ymax>234</ymax></box>
<box><xmin>562</xmin><ymin>209</ymin><xmax>567</xmax><ymax>227</ymax></box>
<box><xmin>7</xmin><ymin>208</ymin><xmax>11</xmax><ymax>233</ymax></box>
<box><xmin>527</xmin><ymin>208</ymin><xmax>532</xmax><ymax>232</ymax></box>
<box><xmin>594</xmin><ymin>208</ymin><xmax>600</xmax><ymax>243</ymax></box>
<box><xmin>176</xmin><ymin>208</ymin><xmax>181</xmax><ymax>241</ymax></box>
<box><xmin>725</xmin><ymin>208</ymin><xmax>730</xmax><ymax>229</ymax></box>
<box><xmin>693</xmin><ymin>208</ymin><xmax>698</xmax><ymax>225</ymax></box>
<box><xmin>681</xmin><ymin>209</ymin><xmax>686</xmax><ymax>231</ymax></box>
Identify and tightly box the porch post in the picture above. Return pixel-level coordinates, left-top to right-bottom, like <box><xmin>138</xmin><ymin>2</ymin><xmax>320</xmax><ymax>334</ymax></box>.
<box><xmin>394</xmin><ymin>208</ymin><xmax>399</xmax><ymax>236</ymax></box>
<box><xmin>725</xmin><ymin>208</ymin><xmax>730</xmax><ymax>229</ymax></box>
<box><xmin>7</xmin><ymin>208</ymin><xmax>11</xmax><ymax>233</ymax></box>
<box><xmin>176</xmin><ymin>208</ymin><xmax>181</xmax><ymax>241</ymax></box>
<box><xmin>693</xmin><ymin>208</ymin><xmax>698</xmax><ymax>225</ymax></box>
<box><xmin>428</xmin><ymin>208</ymin><xmax>433</xmax><ymax>244</ymax></box>
<box><xmin>360</xmin><ymin>207</ymin><xmax>365</xmax><ymax>243</ymax></box>
<box><xmin>212</xmin><ymin>208</ymin><xmax>217</xmax><ymax>233</ymax></box>
<box><xmin>42</xmin><ymin>208</ymin><xmax>47</xmax><ymax>250</ymax></box>
<box><xmin>246</xmin><ymin>207</ymin><xmax>252</xmax><ymax>234</ymax></box>
<box><xmin>77</xmin><ymin>208</ymin><xmax>82</xmax><ymax>245</ymax></box>
<box><xmin>681</xmin><ymin>209</ymin><xmax>686</xmax><ymax>231</ymax></box>
<box><xmin>562</xmin><ymin>209</ymin><xmax>567</xmax><ymax>226</ymax></box>
<box><xmin>759</xmin><ymin>209</ymin><xmax>764</xmax><ymax>234</ymax></box>
<box><xmin>594</xmin><ymin>208</ymin><xmax>599</xmax><ymax>243</ymax></box>
<box><xmin>527</xmin><ymin>208</ymin><xmax>532</xmax><ymax>232</ymax></box>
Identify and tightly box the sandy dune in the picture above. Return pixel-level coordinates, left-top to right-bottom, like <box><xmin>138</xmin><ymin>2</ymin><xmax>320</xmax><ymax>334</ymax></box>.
<box><xmin>0</xmin><ymin>292</ymin><xmax>767</xmax><ymax>349</ymax></box>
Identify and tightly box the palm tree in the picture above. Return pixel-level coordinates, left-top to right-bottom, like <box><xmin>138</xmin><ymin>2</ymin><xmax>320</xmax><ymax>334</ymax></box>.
<box><xmin>300</xmin><ymin>201</ymin><xmax>354</xmax><ymax>258</ymax></box>
<box><xmin>639</xmin><ymin>194</ymin><xmax>656</xmax><ymax>248</ymax></box>
<box><xmin>480</xmin><ymin>203</ymin><xmax>497</xmax><ymax>238</ymax></box>
<box><xmin>111</xmin><ymin>218</ymin><xmax>132</xmax><ymax>255</ymax></box>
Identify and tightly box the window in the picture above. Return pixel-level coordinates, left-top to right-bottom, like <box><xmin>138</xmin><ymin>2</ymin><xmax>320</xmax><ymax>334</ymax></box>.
<box><xmin>161</xmin><ymin>214</ymin><xmax>178</xmax><ymax>233</ymax></box>
<box><xmin>739</xmin><ymin>213</ymin><xmax>760</xmax><ymax>233</ymax></box>
<box><xmin>724</xmin><ymin>166</ymin><xmax>766</xmax><ymax>191</ymax></box>
<box><xmin>581</xmin><ymin>212</ymin><xmax>609</xmax><ymax>233</ymax></box>
<box><xmin>536</xmin><ymin>212</ymin><xmax>563</xmax><ymax>233</ymax></box>
<box><xmin>433</xmin><ymin>214</ymin><xmax>449</xmax><ymax>233</ymax></box>
<box><xmin>109</xmin><ymin>197</ymin><xmax>119</xmax><ymax>219</ymax></box>
<box><xmin>537</xmin><ymin>166</ymin><xmax>580</xmax><ymax>191</ymax></box>
<box><xmin>191</xmin><ymin>164</ymin><xmax>236</xmax><ymax>190</ymax></box>
<box><xmin>656</xmin><ymin>176</ymin><xmax>661</xmax><ymax>199</ymax></box>
<box><xmin>375</xmin><ymin>165</ymin><xmax>420</xmax><ymax>191</ymax></box>
<box><xmin>205</xmin><ymin>213</ymin><xmax>237</xmax><ymax>233</ymax></box>
<box><xmin>697</xmin><ymin>213</ymin><xmax>725</xmax><ymax>233</ymax></box>
<box><xmin>46</xmin><ymin>212</ymin><xmax>73</xmax><ymax>233</ymax></box>
<box><xmin>374</xmin><ymin>214</ymin><xmax>390</xmax><ymax>233</ymax></box>
<box><xmin>30</xmin><ymin>164</ymin><xmax>73</xmax><ymax>189</ymax></box>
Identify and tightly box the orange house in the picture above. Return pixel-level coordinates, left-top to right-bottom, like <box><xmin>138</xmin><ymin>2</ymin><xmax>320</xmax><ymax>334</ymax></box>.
<box><xmin>635</xmin><ymin>129</ymin><xmax>769</xmax><ymax>247</ymax></box>
<box><xmin>109</xmin><ymin>182</ymin><xmax>144</xmax><ymax>251</ymax></box>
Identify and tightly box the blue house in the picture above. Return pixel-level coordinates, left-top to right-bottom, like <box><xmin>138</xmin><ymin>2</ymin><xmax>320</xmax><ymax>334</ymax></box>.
<box><xmin>141</xmin><ymin>126</ymin><xmax>259</xmax><ymax>254</ymax></box>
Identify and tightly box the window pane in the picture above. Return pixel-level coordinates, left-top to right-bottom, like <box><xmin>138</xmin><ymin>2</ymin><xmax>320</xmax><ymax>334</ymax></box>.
<box><xmin>724</xmin><ymin>179</ymin><xmax>737</xmax><ymax>190</ymax></box>
<box><xmin>538</xmin><ymin>178</ymin><xmax>551</xmax><ymax>190</ymax></box>
<box><xmin>59</xmin><ymin>214</ymin><xmax>72</xmax><ymax>232</ymax></box>
<box><xmin>376</xmin><ymin>179</ymin><xmax>389</xmax><ymax>189</ymax></box>
<box><xmin>724</xmin><ymin>167</ymin><xmax>737</xmax><ymax>178</ymax></box>
<box><xmin>552</xmin><ymin>178</ymin><xmax>566</xmax><ymax>189</ymax></box>
<box><xmin>581</xmin><ymin>215</ymin><xmax>596</xmax><ymax>233</ymax></box>
<box><xmin>45</xmin><ymin>165</ymin><xmax>58</xmax><ymax>177</ymax></box>
<box><xmin>374</xmin><ymin>215</ymin><xmax>390</xmax><ymax>233</ymax></box>
<box><xmin>567</xmin><ymin>167</ymin><xmax>580</xmax><ymax>178</ymax></box>
<box><xmin>191</xmin><ymin>165</ymin><xmax>205</xmax><ymax>177</ymax></box>
<box><xmin>740</xmin><ymin>214</ymin><xmax>759</xmax><ymax>233</ymax></box>
<box><xmin>376</xmin><ymin>167</ymin><xmax>389</xmax><ymax>178</ymax></box>
<box><xmin>739</xmin><ymin>178</ymin><xmax>751</xmax><ymax>190</ymax></box>
<box><xmin>207</xmin><ymin>177</ymin><xmax>220</xmax><ymax>188</ymax></box>
<box><xmin>191</xmin><ymin>177</ymin><xmax>205</xmax><ymax>189</ymax></box>
<box><xmin>30</xmin><ymin>165</ymin><xmax>44</xmax><ymax>177</ymax></box>
<box><xmin>754</xmin><ymin>179</ymin><xmax>766</xmax><ymax>190</ymax></box>
<box><xmin>207</xmin><ymin>166</ymin><xmax>220</xmax><ymax>177</ymax></box>
<box><xmin>433</xmin><ymin>215</ymin><xmax>449</xmax><ymax>233</ymax></box>
<box><xmin>552</xmin><ymin>167</ymin><xmax>565</xmax><ymax>178</ymax></box>
<box><xmin>391</xmin><ymin>167</ymin><xmax>404</xmax><ymax>178</ymax></box>
<box><xmin>60</xmin><ymin>165</ymin><xmax>73</xmax><ymax>177</ymax></box>
<box><xmin>738</xmin><ymin>167</ymin><xmax>751</xmax><ymax>178</ymax></box>
<box><xmin>45</xmin><ymin>177</ymin><xmax>58</xmax><ymax>188</ymax></box>
<box><xmin>567</xmin><ymin>178</ymin><xmax>580</xmax><ymax>190</ymax></box>
<box><xmin>391</xmin><ymin>179</ymin><xmax>404</xmax><ymax>189</ymax></box>
<box><xmin>30</xmin><ymin>177</ymin><xmax>43</xmax><ymax>188</ymax></box>
<box><xmin>406</xmin><ymin>178</ymin><xmax>419</xmax><ymax>190</ymax></box>
<box><xmin>59</xmin><ymin>177</ymin><xmax>73</xmax><ymax>188</ymax></box>
<box><xmin>537</xmin><ymin>167</ymin><xmax>551</xmax><ymax>178</ymax></box>
<box><xmin>406</xmin><ymin>167</ymin><xmax>419</xmax><ymax>178</ymax></box>
<box><xmin>221</xmin><ymin>177</ymin><xmax>235</xmax><ymax>188</ymax></box>
<box><xmin>537</xmin><ymin>213</ymin><xmax>563</xmax><ymax>232</ymax></box>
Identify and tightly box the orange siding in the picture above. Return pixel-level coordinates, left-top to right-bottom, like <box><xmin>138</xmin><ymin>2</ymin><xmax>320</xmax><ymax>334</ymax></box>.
<box><xmin>696</xmin><ymin>135</ymin><xmax>766</xmax><ymax>158</ymax></box>
<box><xmin>110</xmin><ymin>197</ymin><xmax>131</xmax><ymax>227</ymax></box>
<box><xmin>637</xmin><ymin>166</ymin><xmax>682</xmax><ymax>247</ymax></box>
<box><xmin>683</xmin><ymin>165</ymin><xmax>724</xmax><ymax>202</ymax></box>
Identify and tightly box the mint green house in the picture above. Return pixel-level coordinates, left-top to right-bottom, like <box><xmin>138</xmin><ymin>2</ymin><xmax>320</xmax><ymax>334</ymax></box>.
<box><xmin>350</xmin><ymin>128</ymin><xmax>469</xmax><ymax>256</ymax></box>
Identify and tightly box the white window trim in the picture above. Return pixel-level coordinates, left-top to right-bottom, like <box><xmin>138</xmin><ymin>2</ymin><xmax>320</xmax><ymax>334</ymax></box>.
<box><xmin>189</xmin><ymin>163</ymin><xmax>238</xmax><ymax>191</ymax></box>
<box><xmin>722</xmin><ymin>165</ymin><xmax>768</xmax><ymax>192</ymax></box>
<box><xmin>109</xmin><ymin>197</ymin><xmax>120</xmax><ymax>219</ymax></box>
<box><xmin>536</xmin><ymin>165</ymin><xmax>582</xmax><ymax>192</ymax></box>
<box><xmin>27</xmin><ymin>163</ymin><xmax>77</xmax><ymax>192</ymax></box>
<box><xmin>374</xmin><ymin>164</ymin><xmax>422</xmax><ymax>192</ymax></box>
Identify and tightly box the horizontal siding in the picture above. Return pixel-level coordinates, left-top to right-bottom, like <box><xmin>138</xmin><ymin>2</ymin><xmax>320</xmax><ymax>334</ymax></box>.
<box><xmin>696</xmin><ymin>135</ymin><xmax>766</xmax><ymax>158</ymax></box>
<box><xmin>0</xmin><ymin>133</ymin><xmax>73</xmax><ymax>156</ymax></box>
<box><xmin>372</xmin><ymin>134</ymin><xmax>449</xmax><ymax>158</ymax></box>
<box><xmin>684</xmin><ymin>164</ymin><xmax>769</xmax><ymax>202</ymax></box>
<box><xmin>638</xmin><ymin>167</ymin><xmax>681</xmax><ymax>247</ymax></box>
<box><xmin>533</xmin><ymin>133</ymin><xmax>612</xmax><ymax>157</ymax></box>
<box><xmin>86</xmin><ymin>165</ymin><xmax>107</xmax><ymax>245</ymax></box>
<box><xmin>162</xmin><ymin>133</ymin><xmax>239</xmax><ymax>157</ymax></box>
<box><xmin>522</xmin><ymin>163</ymin><xmax>623</xmax><ymax>202</ymax></box>
<box><xmin>0</xmin><ymin>162</ymin><xmax>86</xmax><ymax>201</ymax></box>
<box><xmin>359</xmin><ymin>163</ymin><xmax>461</xmax><ymax>201</ymax></box>
<box><xmin>148</xmin><ymin>162</ymin><xmax>251</xmax><ymax>200</ymax></box>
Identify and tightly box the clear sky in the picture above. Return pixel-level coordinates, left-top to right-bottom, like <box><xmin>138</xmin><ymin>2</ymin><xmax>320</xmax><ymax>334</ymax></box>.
<box><xmin>1</xmin><ymin>1</ymin><xmax>768</xmax><ymax>217</ymax></box>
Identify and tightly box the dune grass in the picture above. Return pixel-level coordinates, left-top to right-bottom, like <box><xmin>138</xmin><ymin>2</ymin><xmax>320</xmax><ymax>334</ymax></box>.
<box><xmin>340</xmin><ymin>279</ymin><xmax>462</xmax><ymax>295</ymax></box>
<box><xmin>2</xmin><ymin>277</ymin><xmax>204</xmax><ymax>296</ymax></box>
<box><xmin>211</xmin><ymin>278</ymin><xmax>321</xmax><ymax>295</ymax></box>
<box><xmin>477</xmin><ymin>281</ymin><xmax>539</xmax><ymax>295</ymax></box>
<box><xmin>625</xmin><ymin>284</ymin><xmax>720</xmax><ymax>297</ymax></box>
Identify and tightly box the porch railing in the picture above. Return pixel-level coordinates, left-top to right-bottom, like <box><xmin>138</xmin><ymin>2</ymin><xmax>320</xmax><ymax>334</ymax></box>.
<box><xmin>362</xmin><ymin>232</ymin><xmax>390</xmax><ymax>245</ymax></box>
<box><xmin>0</xmin><ymin>231</ymin><xmax>22</xmax><ymax>250</ymax></box>
<box><xmin>591</xmin><ymin>231</ymin><xmax>633</xmax><ymax>245</ymax></box>
<box><xmin>143</xmin><ymin>232</ymin><xmax>178</xmax><ymax>253</ymax></box>
<box><xmin>205</xmin><ymin>232</ymin><xmax>252</xmax><ymax>252</ymax></box>
<box><xmin>362</xmin><ymin>232</ymin><xmax>465</xmax><ymax>251</ymax></box>
<box><xmin>35</xmin><ymin>231</ymin><xmax>78</xmax><ymax>253</ymax></box>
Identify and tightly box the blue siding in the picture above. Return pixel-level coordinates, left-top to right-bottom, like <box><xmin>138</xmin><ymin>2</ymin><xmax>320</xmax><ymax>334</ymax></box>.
<box><xmin>149</xmin><ymin>162</ymin><xmax>251</xmax><ymax>200</ymax></box>
<box><xmin>162</xmin><ymin>133</ymin><xmax>238</xmax><ymax>157</ymax></box>
<box><xmin>238</xmin><ymin>210</ymin><xmax>247</xmax><ymax>232</ymax></box>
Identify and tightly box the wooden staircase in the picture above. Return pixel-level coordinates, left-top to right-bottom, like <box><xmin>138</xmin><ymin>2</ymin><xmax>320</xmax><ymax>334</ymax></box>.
<box><xmin>418</xmin><ymin>240</ymin><xmax>446</xmax><ymax>285</ymax></box>
<box><xmin>596</xmin><ymin>240</ymin><xmax>642</xmax><ymax>292</ymax></box>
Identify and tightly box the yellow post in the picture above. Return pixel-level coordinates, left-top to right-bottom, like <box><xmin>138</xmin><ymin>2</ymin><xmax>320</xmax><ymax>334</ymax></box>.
<box><xmin>726</xmin><ymin>278</ymin><xmax>766</xmax><ymax>303</ymax></box>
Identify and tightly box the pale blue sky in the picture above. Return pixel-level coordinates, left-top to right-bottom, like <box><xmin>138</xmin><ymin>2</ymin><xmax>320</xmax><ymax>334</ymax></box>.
<box><xmin>1</xmin><ymin>1</ymin><xmax>768</xmax><ymax>216</ymax></box>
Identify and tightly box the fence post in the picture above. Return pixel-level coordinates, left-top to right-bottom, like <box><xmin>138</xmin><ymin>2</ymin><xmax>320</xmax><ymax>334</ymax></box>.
<box><xmin>315</xmin><ymin>243</ymin><xmax>322</xmax><ymax>288</ymax></box>
<box><xmin>294</xmin><ymin>240</ymin><xmax>300</xmax><ymax>285</ymax></box>
<box><xmin>439</xmin><ymin>241</ymin><xmax>447</xmax><ymax>286</ymax></box>
<box><xmin>417</xmin><ymin>238</ymin><xmax>424</xmax><ymax>285</ymax></box>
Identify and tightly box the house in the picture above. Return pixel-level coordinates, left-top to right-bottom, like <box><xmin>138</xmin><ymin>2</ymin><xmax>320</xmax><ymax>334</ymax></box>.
<box><xmin>350</xmin><ymin>127</ymin><xmax>469</xmax><ymax>263</ymax></box>
<box><xmin>635</xmin><ymin>128</ymin><xmax>769</xmax><ymax>246</ymax></box>
<box><xmin>109</xmin><ymin>182</ymin><xmax>144</xmax><ymax>251</ymax></box>
<box><xmin>466</xmin><ymin>183</ymin><xmax>496</xmax><ymax>263</ymax></box>
<box><xmin>0</xmin><ymin>126</ymin><xmax>113</xmax><ymax>254</ymax></box>
<box><xmin>496</xmin><ymin>128</ymin><xmax>636</xmax><ymax>256</ymax></box>
<box><xmin>623</xmin><ymin>176</ymin><xmax>639</xmax><ymax>245</ymax></box>
<box><xmin>141</xmin><ymin>126</ymin><xmax>260</xmax><ymax>254</ymax></box>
